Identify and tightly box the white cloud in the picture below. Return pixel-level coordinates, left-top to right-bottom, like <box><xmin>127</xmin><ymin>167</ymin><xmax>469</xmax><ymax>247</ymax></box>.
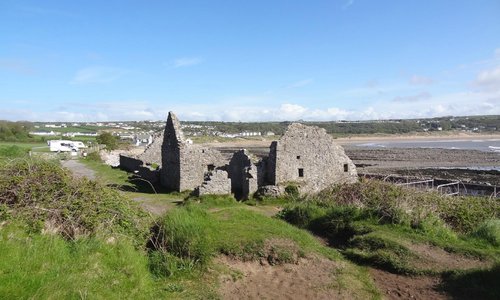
<box><xmin>2</xmin><ymin>91</ymin><xmax>500</xmax><ymax>122</ymax></box>
<box><xmin>474</xmin><ymin>66</ymin><xmax>500</xmax><ymax>92</ymax></box>
<box><xmin>172</xmin><ymin>57</ymin><xmax>203</xmax><ymax>68</ymax></box>
<box><xmin>409</xmin><ymin>75</ymin><xmax>433</xmax><ymax>85</ymax></box>
<box><xmin>70</xmin><ymin>66</ymin><xmax>128</xmax><ymax>84</ymax></box>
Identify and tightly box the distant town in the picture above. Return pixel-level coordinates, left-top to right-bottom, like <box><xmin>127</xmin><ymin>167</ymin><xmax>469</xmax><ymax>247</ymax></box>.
<box><xmin>25</xmin><ymin>115</ymin><xmax>499</xmax><ymax>144</ymax></box>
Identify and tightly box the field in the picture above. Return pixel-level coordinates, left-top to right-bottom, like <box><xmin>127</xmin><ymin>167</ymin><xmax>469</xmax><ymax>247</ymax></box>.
<box><xmin>0</xmin><ymin>149</ymin><xmax>499</xmax><ymax>299</ymax></box>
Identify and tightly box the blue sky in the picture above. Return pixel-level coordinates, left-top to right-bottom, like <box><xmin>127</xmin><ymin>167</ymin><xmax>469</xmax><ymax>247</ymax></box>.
<box><xmin>1</xmin><ymin>0</ymin><xmax>499</xmax><ymax>121</ymax></box>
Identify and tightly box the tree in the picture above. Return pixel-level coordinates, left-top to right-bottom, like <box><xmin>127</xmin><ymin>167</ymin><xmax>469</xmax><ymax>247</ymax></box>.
<box><xmin>96</xmin><ymin>132</ymin><xmax>119</xmax><ymax>150</ymax></box>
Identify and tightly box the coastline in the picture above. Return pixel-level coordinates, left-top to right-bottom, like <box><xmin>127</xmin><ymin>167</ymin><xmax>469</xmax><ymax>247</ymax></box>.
<box><xmin>334</xmin><ymin>132</ymin><xmax>500</xmax><ymax>144</ymax></box>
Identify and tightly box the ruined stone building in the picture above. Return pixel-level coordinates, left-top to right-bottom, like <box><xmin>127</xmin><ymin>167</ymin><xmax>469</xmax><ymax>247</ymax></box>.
<box><xmin>160</xmin><ymin>112</ymin><xmax>225</xmax><ymax>191</ymax></box>
<box><xmin>120</xmin><ymin>111</ymin><xmax>357</xmax><ymax>198</ymax></box>
<box><xmin>267</xmin><ymin>123</ymin><xmax>357</xmax><ymax>194</ymax></box>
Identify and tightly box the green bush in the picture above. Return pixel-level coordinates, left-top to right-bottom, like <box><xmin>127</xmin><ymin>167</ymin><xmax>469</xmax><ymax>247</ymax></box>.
<box><xmin>470</xmin><ymin>219</ymin><xmax>500</xmax><ymax>246</ymax></box>
<box><xmin>311</xmin><ymin>179</ymin><xmax>499</xmax><ymax>233</ymax></box>
<box><xmin>439</xmin><ymin>196</ymin><xmax>499</xmax><ymax>233</ymax></box>
<box><xmin>413</xmin><ymin>214</ymin><xmax>457</xmax><ymax>242</ymax></box>
<box><xmin>96</xmin><ymin>132</ymin><xmax>119</xmax><ymax>150</ymax></box>
<box><xmin>284</xmin><ymin>183</ymin><xmax>300</xmax><ymax>198</ymax></box>
<box><xmin>0</xmin><ymin>158</ymin><xmax>148</xmax><ymax>242</ymax></box>
<box><xmin>86</xmin><ymin>151</ymin><xmax>102</xmax><ymax>162</ymax></box>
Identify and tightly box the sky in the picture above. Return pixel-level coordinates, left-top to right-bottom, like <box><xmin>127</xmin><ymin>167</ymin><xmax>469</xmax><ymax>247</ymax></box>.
<box><xmin>1</xmin><ymin>0</ymin><xmax>500</xmax><ymax>122</ymax></box>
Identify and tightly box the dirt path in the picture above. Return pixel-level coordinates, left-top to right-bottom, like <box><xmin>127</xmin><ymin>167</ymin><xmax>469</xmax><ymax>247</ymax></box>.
<box><xmin>61</xmin><ymin>159</ymin><xmax>96</xmax><ymax>180</ymax></box>
<box><xmin>218</xmin><ymin>255</ymin><xmax>348</xmax><ymax>300</ymax></box>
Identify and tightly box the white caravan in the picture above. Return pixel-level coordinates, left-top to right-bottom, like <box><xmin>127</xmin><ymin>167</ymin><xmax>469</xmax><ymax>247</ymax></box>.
<box><xmin>48</xmin><ymin>140</ymin><xmax>87</xmax><ymax>152</ymax></box>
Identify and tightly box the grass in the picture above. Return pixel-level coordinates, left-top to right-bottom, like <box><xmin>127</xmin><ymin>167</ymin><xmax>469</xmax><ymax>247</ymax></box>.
<box><xmin>0</xmin><ymin>223</ymin><xmax>157</xmax><ymax>299</ymax></box>
<box><xmin>39</xmin><ymin>126</ymin><xmax>102</xmax><ymax>133</ymax></box>
<box><xmin>440</xmin><ymin>265</ymin><xmax>500</xmax><ymax>300</ymax></box>
<box><xmin>0</xmin><ymin>179</ymin><xmax>380</xmax><ymax>299</ymax></box>
<box><xmin>80</xmin><ymin>158</ymin><xmax>132</xmax><ymax>187</ymax></box>
<box><xmin>4</xmin><ymin>154</ymin><xmax>497</xmax><ymax>298</ymax></box>
<box><xmin>0</xmin><ymin>142</ymin><xmax>47</xmax><ymax>158</ymax></box>
<box><xmin>0</xmin><ymin>221</ymin><xmax>221</xmax><ymax>299</ymax></box>
<box><xmin>278</xmin><ymin>180</ymin><xmax>500</xmax><ymax>277</ymax></box>
<box><xmin>152</xmin><ymin>198</ymin><xmax>344</xmax><ymax>265</ymax></box>
<box><xmin>145</xmin><ymin>196</ymin><xmax>381</xmax><ymax>298</ymax></box>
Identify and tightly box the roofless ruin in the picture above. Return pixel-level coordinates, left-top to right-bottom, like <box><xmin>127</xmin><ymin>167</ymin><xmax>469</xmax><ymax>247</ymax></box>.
<box><xmin>120</xmin><ymin>112</ymin><xmax>357</xmax><ymax>198</ymax></box>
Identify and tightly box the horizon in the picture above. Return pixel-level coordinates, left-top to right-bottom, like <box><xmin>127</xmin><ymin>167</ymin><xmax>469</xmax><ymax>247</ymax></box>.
<box><xmin>1</xmin><ymin>1</ymin><xmax>499</xmax><ymax>122</ymax></box>
<box><xmin>5</xmin><ymin>113</ymin><xmax>499</xmax><ymax>124</ymax></box>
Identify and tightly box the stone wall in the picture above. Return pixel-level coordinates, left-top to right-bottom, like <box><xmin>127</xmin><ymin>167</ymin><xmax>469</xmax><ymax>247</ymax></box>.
<box><xmin>136</xmin><ymin>131</ymin><xmax>163</xmax><ymax>166</ymax></box>
<box><xmin>160</xmin><ymin>112</ymin><xmax>182</xmax><ymax>190</ymax></box>
<box><xmin>195</xmin><ymin>169</ymin><xmax>231</xmax><ymax>196</ymax></box>
<box><xmin>160</xmin><ymin>112</ymin><xmax>227</xmax><ymax>192</ymax></box>
<box><xmin>178</xmin><ymin>145</ymin><xmax>226</xmax><ymax>192</ymax></box>
<box><xmin>268</xmin><ymin>123</ymin><xmax>357</xmax><ymax>194</ymax></box>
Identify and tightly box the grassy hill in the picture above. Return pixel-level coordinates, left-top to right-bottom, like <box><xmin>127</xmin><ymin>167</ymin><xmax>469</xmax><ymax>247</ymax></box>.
<box><xmin>0</xmin><ymin>154</ymin><xmax>499</xmax><ymax>299</ymax></box>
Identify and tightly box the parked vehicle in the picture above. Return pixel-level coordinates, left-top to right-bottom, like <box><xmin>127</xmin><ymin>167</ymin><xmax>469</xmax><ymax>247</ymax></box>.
<box><xmin>47</xmin><ymin>140</ymin><xmax>87</xmax><ymax>152</ymax></box>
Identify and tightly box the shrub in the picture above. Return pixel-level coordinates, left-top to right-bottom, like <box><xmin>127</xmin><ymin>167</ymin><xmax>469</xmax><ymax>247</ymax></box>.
<box><xmin>0</xmin><ymin>158</ymin><xmax>148</xmax><ymax>242</ymax></box>
<box><xmin>312</xmin><ymin>179</ymin><xmax>499</xmax><ymax>233</ymax></box>
<box><xmin>96</xmin><ymin>132</ymin><xmax>119</xmax><ymax>150</ymax></box>
<box><xmin>439</xmin><ymin>196</ymin><xmax>499</xmax><ymax>233</ymax></box>
<box><xmin>284</xmin><ymin>183</ymin><xmax>300</xmax><ymax>198</ymax></box>
<box><xmin>470</xmin><ymin>219</ymin><xmax>500</xmax><ymax>246</ymax></box>
<box><xmin>86</xmin><ymin>151</ymin><xmax>102</xmax><ymax>162</ymax></box>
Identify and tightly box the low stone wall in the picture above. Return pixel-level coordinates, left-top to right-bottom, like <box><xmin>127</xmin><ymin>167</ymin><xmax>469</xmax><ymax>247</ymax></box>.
<box><xmin>195</xmin><ymin>170</ymin><xmax>231</xmax><ymax>196</ymax></box>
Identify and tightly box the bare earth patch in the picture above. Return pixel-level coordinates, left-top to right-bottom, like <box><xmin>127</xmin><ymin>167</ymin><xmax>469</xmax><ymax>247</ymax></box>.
<box><xmin>370</xmin><ymin>243</ymin><xmax>493</xmax><ymax>299</ymax></box>
<box><xmin>406</xmin><ymin>243</ymin><xmax>492</xmax><ymax>272</ymax></box>
<box><xmin>369</xmin><ymin>268</ymin><xmax>448</xmax><ymax>300</ymax></box>
<box><xmin>217</xmin><ymin>255</ymin><xmax>348</xmax><ymax>300</ymax></box>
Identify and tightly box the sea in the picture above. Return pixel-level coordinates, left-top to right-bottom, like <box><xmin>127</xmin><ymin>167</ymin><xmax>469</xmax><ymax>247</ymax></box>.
<box><xmin>355</xmin><ymin>138</ymin><xmax>500</xmax><ymax>153</ymax></box>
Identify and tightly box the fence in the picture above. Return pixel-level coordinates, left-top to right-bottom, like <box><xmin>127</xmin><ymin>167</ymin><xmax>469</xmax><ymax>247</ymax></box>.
<box><xmin>360</xmin><ymin>173</ymin><xmax>498</xmax><ymax>198</ymax></box>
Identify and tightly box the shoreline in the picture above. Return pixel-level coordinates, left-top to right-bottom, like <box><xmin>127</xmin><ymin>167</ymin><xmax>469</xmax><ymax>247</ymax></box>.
<box><xmin>334</xmin><ymin>132</ymin><xmax>500</xmax><ymax>144</ymax></box>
